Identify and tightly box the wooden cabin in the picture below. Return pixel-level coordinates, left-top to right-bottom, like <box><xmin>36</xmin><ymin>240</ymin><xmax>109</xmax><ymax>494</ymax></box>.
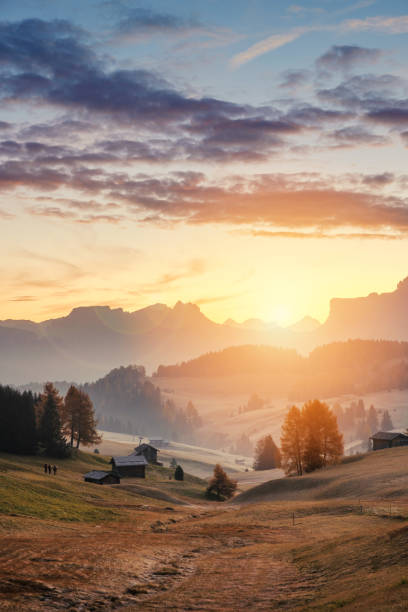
<box><xmin>110</xmin><ymin>455</ymin><xmax>147</xmax><ymax>478</ymax></box>
<box><xmin>132</xmin><ymin>443</ymin><xmax>159</xmax><ymax>464</ymax></box>
<box><xmin>84</xmin><ymin>470</ymin><xmax>120</xmax><ymax>485</ymax></box>
<box><xmin>370</xmin><ymin>431</ymin><xmax>408</xmax><ymax>451</ymax></box>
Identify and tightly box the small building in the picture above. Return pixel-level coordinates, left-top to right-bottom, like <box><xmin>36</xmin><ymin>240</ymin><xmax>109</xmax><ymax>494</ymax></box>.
<box><xmin>132</xmin><ymin>443</ymin><xmax>159</xmax><ymax>464</ymax></box>
<box><xmin>370</xmin><ymin>431</ymin><xmax>408</xmax><ymax>451</ymax></box>
<box><xmin>110</xmin><ymin>455</ymin><xmax>147</xmax><ymax>478</ymax></box>
<box><xmin>84</xmin><ymin>470</ymin><xmax>120</xmax><ymax>485</ymax></box>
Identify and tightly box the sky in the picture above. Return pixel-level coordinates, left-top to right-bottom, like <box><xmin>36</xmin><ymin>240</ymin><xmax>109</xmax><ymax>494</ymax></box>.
<box><xmin>1</xmin><ymin>0</ymin><xmax>408</xmax><ymax>326</ymax></box>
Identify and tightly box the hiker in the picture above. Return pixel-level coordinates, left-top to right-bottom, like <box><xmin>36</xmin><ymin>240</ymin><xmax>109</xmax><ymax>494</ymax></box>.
<box><xmin>47</xmin><ymin>464</ymin><xmax>52</xmax><ymax>475</ymax></box>
<box><xmin>52</xmin><ymin>465</ymin><xmax>57</xmax><ymax>475</ymax></box>
<box><xmin>43</xmin><ymin>463</ymin><xmax>48</xmax><ymax>474</ymax></box>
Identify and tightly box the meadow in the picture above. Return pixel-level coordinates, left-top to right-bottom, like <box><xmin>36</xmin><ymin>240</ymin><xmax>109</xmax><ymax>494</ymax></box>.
<box><xmin>1</xmin><ymin>447</ymin><xmax>408</xmax><ymax>610</ymax></box>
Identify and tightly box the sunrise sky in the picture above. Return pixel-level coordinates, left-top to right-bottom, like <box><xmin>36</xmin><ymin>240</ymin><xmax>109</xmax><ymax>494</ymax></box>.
<box><xmin>1</xmin><ymin>0</ymin><xmax>408</xmax><ymax>325</ymax></box>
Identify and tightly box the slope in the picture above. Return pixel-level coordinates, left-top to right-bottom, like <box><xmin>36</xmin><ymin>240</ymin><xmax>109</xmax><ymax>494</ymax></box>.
<box><xmin>233</xmin><ymin>446</ymin><xmax>408</xmax><ymax>504</ymax></box>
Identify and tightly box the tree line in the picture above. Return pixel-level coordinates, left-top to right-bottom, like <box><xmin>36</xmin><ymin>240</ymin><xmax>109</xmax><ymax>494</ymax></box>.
<box><xmin>0</xmin><ymin>382</ymin><xmax>100</xmax><ymax>458</ymax></box>
<box><xmin>20</xmin><ymin>365</ymin><xmax>203</xmax><ymax>441</ymax></box>
<box><xmin>155</xmin><ymin>340</ymin><xmax>408</xmax><ymax>398</ymax></box>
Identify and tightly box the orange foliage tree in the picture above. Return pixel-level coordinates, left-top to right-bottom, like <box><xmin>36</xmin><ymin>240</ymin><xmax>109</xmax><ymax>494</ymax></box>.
<box><xmin>280</xmin><ymin>400</ymin><xmax>343</xmax><ymax>475</ymax></box>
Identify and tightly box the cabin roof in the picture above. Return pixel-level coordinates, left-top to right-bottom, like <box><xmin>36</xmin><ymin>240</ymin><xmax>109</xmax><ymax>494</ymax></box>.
<box><xmin>111</xmin><ymin>455</ymin><xmax>148</xmax><ymax>466</ymax></box>
<box><xmin>133</xmin><ymin>443</ymin><xmax>158</xmax><ymax>453</ymax></box>
<box><xmin>84</xmin><ymin>470</ymin><xmax>115</xmax><ymax>480</ymax></box>
<box><xmin>370</xmin><ymin>431</ymin><xmax>408</xmax><ymax>441</ymax></box>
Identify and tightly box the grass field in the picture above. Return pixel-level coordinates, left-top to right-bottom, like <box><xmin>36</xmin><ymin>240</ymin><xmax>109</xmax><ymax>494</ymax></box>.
<box><xmin>1</xmin><ymin>448</ymin><xmax>408</xmax><ymax>610</ymax></box>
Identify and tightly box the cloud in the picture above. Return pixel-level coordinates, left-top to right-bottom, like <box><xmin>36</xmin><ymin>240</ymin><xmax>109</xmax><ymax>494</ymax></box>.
<box><xmin>316</xmin><ymin>45</ymin><xmax>383</xmax><ymax>72</ymax></box>
<box><xmin>327</xmin><ymin>126</ymin><xmax>389</xmax><ymax>147</ymax></box>
<box><xmin>230</xmin><ymin>30</ymin><xmax>302</xmax><ymax>68</ymax></box>
<box><xmin>9</xmin><ymin>295</ymin><xmax>37</xmax><ymax>302</ymax></box>
<box><xmin>279</xmin><ymin>69</ymin><xmax>311</xmax><ymax>89</ymax></box>
<box><xmin>0</xmin><ymin>18</ymin><xmax>246</xmax><ymax>127</ymax></box>
<box><xmin>114</xmin><ymin>7</ymin><xmax>199</xmax><ymax>39</ymax></box>
<box><xmin>362</xmin><ymin>172</ymin><xmax>394</xmax><ymax>186</ymax></box>
<box><xmin>343</xmin><ymin>15</ymin><xmax>408</xmax><ymax>34</ymax></box>
<box><xmin>366</xmin><ymin>108</ymin><xmax>408</xmax><ymax>125</ymax></box>
<box><xmin>248</xmin><ymin>229</ymin><xmax>403</xmax><ymax>240</ymax></box>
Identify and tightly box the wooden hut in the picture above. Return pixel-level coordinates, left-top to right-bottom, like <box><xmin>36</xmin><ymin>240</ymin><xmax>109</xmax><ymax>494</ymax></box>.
<box><xmin>131</xmin><ymin>443</ymin><xmax>159</xmax><ymax>464</ymax></box>
<box><xmin>110</xmin><ymin>455</ymin><xmax>147</xmax><ymax>478</ymax></box>
<box><xmin>84</xmin><ymin>470</ymin><xmax>120</xmax><ymax>485</ymax></box>
<box><xmin>370</xmin><ymin>431</ymin><xmax>408</xmax><ymax>451</ymax></box>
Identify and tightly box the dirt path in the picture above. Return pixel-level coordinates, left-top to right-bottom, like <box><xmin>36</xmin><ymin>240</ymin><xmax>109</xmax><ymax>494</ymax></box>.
<box><xmin>0</xmin><ymin>505</ymin><xmax>317</xmax><ymax>611</ymax></box>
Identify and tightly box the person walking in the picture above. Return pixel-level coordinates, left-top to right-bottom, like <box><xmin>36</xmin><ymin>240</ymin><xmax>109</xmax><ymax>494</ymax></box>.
<box><xmin>43</xmin><ymin>463</ymin><xmax>48</xmax><ymax>474</ymax></box>
<box><xmin>47</xmin><ymin>464</ymin><xmax>52</xmax><ymax>474</ymax></box>
<box><xmin>52</xmin><ymin>465</ymin><xmax>57</xmax><ymax>475</ymax></box>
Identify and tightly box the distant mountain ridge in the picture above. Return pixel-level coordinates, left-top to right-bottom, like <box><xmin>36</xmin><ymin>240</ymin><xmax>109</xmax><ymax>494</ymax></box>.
<box><xmin>1</xmin><ymin>276</ymin><xmax>408</xmax><ymax>384</ymax></box>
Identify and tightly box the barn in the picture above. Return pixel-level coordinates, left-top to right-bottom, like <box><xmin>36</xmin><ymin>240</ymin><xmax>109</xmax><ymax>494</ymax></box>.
<box><xmin>110</xmin><ymin>455</ymin><xmax>147</xmax><ymax>478</ymax></box>
<box><xmin>370</xmin><ymin>431</ymin><xmax>408</xmax><ymax>451</ymax></box>
<box><xmin>131</xmin><ymin>443</ymin><xmax>159</xmax><ymax>464</ymax></box>
<box><xmin>84</xmin><ymin>470</ymin><xmax>120</xmax><ymax>485</ymax></box>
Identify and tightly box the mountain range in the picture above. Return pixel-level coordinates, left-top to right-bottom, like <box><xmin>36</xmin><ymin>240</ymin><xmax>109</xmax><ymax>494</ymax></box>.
<box><xmin>1</xmin><ymin>276</ymin><xmax>408</xmax><ymax>384</ymax></box>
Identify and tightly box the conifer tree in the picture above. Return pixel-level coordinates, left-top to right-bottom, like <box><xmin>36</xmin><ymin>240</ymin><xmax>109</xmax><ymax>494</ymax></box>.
<box><xmin>253</xmin><ymin>434</ymin><xmax>281</xmax><ymax>470</ymax></box>
<box><xmin>174</xmin><ymin>465</ymin><xmax>184</xmax><ymax>481</ymax></box>
<box><xmin>381</xmin><ymin>409</ymin><xmax>394</xmax><ymax>431</ymax></box>
<box><xmin>367</xmin><ymin>405</ymin><xmax>379</xmax><ymax>433</ymax></box>
<box><xmin>37</xmin><ymin>383</ymin><xmax>69</xmax><ymax>458</ymax></box>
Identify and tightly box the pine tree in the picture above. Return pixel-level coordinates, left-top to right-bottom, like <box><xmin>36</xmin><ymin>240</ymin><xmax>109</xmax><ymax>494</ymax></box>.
<box><xmin>170</xmin><ymin>457</ymin><xmax>178</xmax><ymax>468</ymax></box>
<box><xmin>174</xmin><ymin>465</ymin><xmax>184</xmax><ymax>481</ymax></box>
<box><xmin>205</xmin><ymin>464</ymin><xmax>237</xmax><ymax>501</ymax></box>
<box><xmin>381</xmin><ymin>409</ymin><xmax>394</xmax><ymax>431</ymax></box>
<box><xmin>253</xmin><ymin>434</ymin><xmax>281</xmax><ymax>470</ymax></box>
<box><xmin>37</xmin><ymin>383</ymin><xmax>69</xmax><ymax>458</ymax></box>
<box><xmin>367</xmin><ymin>405</ymin><xmax>378</xmax><ymax>433</ymax></box>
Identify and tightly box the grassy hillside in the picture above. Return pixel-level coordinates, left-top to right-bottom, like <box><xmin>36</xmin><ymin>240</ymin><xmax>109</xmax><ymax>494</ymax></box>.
<box><xmin>0</xmin><ymin>451</ymin><xmax>206</xmax><ymax>522</ymax></box>
<box><xmin>2</xmin><ymin>448</ymin><xmax>408</xmax><ymax>610</ymax></box>
<box><xmin>234</xmin><ymin>446</ymin><xmax>408</xmax><ymax>505</ymax></box>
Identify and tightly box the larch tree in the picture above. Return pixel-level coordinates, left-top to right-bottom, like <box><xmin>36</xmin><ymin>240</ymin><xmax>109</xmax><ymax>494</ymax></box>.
<box><xmin>205</xmin><ymin>464</ymin><xmax>237</xmax><ymax>501</ymax></box>
<box><xmin>253</xmin><ymin>434</ymin><xmax>281</xmax><ymax>470</ymax></box>
<box><xmin>63</xmin><ymin>386</ymin><xmax>101</xmax><ymax>449</ymax></box>
<box><xmin>302</xmin><ymin>400</ymin><xmax>343</xmax><ymax>472</ymax></box>
<box><xmin>280</xmin><ymin>401</ymin><xmax>343</xmax><ymax>476</ymax></box>
<box><xmin>280</xmin><ymin>405</ymin><xmax>304</xmax><ymax>476</ymax></box>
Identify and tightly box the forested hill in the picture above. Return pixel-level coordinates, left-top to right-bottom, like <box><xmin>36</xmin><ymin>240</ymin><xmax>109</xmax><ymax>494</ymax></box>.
<box><xmin>155</xmin><ymin>340</ymin><xmax>408</xmax><ymax>399</ymax></box>
<box><xmin>21</xmin><ymin>365</ymin><xmax>199</xmax><ymax>440</ymax></box>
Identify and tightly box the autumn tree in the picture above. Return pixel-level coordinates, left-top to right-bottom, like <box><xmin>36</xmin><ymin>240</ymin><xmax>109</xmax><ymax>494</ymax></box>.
<box><xmin>280</xmin><ymin>401</ymin><xmax>343</xmax><ymax>475</ymax></box>
<box><xmin>381</xmin><ymin>409</ymin><xmax>394</xmax><ymax>431</ymax></box>
<box><xmin>37</xmin><ymin>383</ymin><xmax>70</xmax><ymax>458</ymax></box>
<box><xmin>63</xmin><ymin>386</ymin><xmax>101</xmax><ymax>449</ymax></box>
<box><xmin>280</xmin><ymin>405</ymin><xmax>304</xmax><ymax>475</ymax></box>
<box><xmin>302</xmin><ymin>400</ymin><xmax>343</xmax><ymax>472</ymax></box>
<box><xmin>205</xmin><ymin>464</ymin><xmax>237</xmax><ymax>501</ymax></box>
<box><xmin>253</xmin><ymin>434</ymin><xmax>281</xmax><ymax>470</ymax></box>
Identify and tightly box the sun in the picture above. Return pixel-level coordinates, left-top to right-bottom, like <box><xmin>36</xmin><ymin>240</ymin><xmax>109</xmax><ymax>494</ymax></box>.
<box><xmin>271</xmin><ymin>304</ymin><xmax>292</xmax><ymax>327</ymax></box>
